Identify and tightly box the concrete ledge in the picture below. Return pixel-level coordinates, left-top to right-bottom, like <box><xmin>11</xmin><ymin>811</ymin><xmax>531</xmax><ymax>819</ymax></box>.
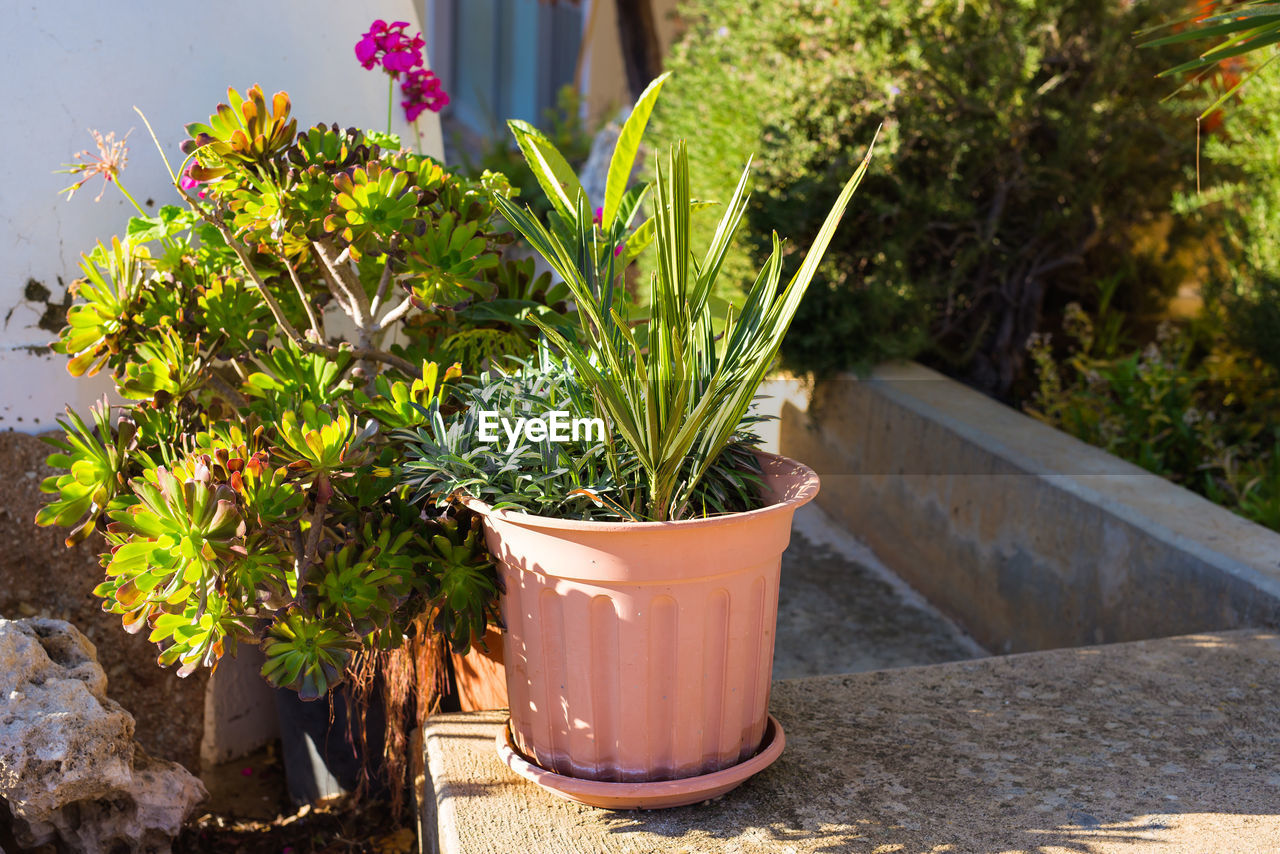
<box><xmin>421</xmin><ymin>630</ymin><xmax>1280</xmax><ymax>853</ymax></box>
<box><xmin>779</xmin><ymin>363</ymin><xmax>1280</xmax><ymax>652</ymax></box>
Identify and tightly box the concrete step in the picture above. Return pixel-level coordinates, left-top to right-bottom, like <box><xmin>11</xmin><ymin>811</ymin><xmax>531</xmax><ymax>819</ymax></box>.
<box><xmin>420</xmin><ymin>630</ymin><xmax>1280</xmax><ymax>853</ymax></box>
<box><xmin>775</xmin><ymin>505</ymin><xmax>985</xmax><ymax>679</ymax></box>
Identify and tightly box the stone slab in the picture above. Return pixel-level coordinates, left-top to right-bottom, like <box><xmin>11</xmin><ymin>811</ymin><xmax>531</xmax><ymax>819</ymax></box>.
<box><xmin>422</xmin><ymin>630</ymin><xmax>1280</xmax><ymax>853</ymax></box>
<box><xmin>774</xmin><ymin>505</ymin><xmax>984</xmax><ymax>679</ymax></box>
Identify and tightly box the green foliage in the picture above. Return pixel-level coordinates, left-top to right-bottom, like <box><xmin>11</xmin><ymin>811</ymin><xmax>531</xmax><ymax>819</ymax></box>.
<box><xmin>490</xmin><ymin>128</ymin><xmax>871</xmax><ymax>519</ymax></box>
<box><xmin>36</xmin><ymin>85</ymin><xmax>548</xmax><ymax>697</ymax></box>
<box><xmin>655</xmin><ymin>0</ymin><xmax>1203</xmax><ymax>395</ymax></box>
<box><xmin>36</xmin><ymin>400</ymin><xmax>136</xmax><ymax>545</ymax></box>
<box><xmin>55</xmin><ymin>238</ymin><xmax>147</xmax><ymax>377</ymax></box>
<box><xmin>398</xmin><ymin>353</ymin><xmax>622</xmax><ymax>518</ymax></box>
<box><xmin>1141</xmin><ymin>1</ymin><xmax>1280</xmax><ymax>114</ymax></box>
<box><xmin>325</xmin><ymin>164</ymin><xmax>418</xmax><ymax>254</ymax></box>
<box><xmin>1027</xmin><ymin>305</ymin><xmax>1280</xmax><ymax>533</ymax></box>
<box><xmin>456</xmin><ymin>85</ymin><xmax>598</xmax><ymax>225</ymax></box>
<box><xmin>261</xmin><ymin>613</ymin><xmax>356</xmax><ymax>700</ymax></box>
<box><xmin>397</xmin><ymin>351</ymin><xmax>765</xmax><ymax>521</ymax></box>
<box><xmin>184</xmin><ymin>85</ymin><xmax>298</xmax><ymax>181</ymax></box>
<box><xmin>1177</xmin><ymin>66</ymin><xmax>1280</xmax><ymax>373</ymax></box>
<box><xmin>418</xmin><ymin>508</ymin><xmax>501</xmax><ymax>652</ymax></box>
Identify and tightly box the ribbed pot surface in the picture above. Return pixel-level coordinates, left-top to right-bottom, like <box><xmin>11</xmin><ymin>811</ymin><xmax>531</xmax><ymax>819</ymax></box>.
<box><xmin>467</xmin><ymin>452</ymin><xmax>818</xmax><ymax>782</ymax></box>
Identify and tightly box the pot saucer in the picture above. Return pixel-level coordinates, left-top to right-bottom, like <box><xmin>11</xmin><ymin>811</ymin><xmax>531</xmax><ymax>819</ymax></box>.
<box><xmin>495</xmin><ymin>714</ymin><xmax>785</xmax><ymax>810</ymax></box>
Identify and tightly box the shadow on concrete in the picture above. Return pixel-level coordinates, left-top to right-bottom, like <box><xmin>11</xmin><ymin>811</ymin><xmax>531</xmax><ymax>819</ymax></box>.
<box><xmin>586</xmin><ymin>631</ymin><xmax>1280</xmax><ymax>853</ymax></box>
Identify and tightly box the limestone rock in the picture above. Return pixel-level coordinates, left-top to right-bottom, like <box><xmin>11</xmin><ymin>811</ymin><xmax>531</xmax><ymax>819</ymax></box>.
<box><xmin>0</xmin><ymin>618</ymin><xmax>207</xmax><ymax>853</ymax></box>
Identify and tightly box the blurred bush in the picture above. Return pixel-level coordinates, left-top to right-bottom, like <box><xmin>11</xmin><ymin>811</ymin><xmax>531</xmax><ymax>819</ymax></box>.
<box><xmin>1027</xmin><ymin>301</ymin><xmax>1280</xmax><ymax>533</ymax></box>
<box><xmin>1178</xmin><ymin>66</ymin><xmax>1280</xmax><ymax>374</ymax></box>
<box><xmin>654</xmin><ymin>0</ymin><xmax>1204</xmax><ymax>397</ymax></box>
<box><xmin>457</xmin><ymin>85</ymin><xmax>597</xmax><ymax>223</ymax></box>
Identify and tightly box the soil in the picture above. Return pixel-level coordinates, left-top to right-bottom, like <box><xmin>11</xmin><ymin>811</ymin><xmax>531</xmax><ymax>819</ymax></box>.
<box><xmin>180</xmin><ymin>745</ymin><xmax>416</xmax><ymax>854</ymax></box>
<box><xmin>0</xmin><ymin>431</ymin><xmax>207</xmax><ymax>771</ymax></box>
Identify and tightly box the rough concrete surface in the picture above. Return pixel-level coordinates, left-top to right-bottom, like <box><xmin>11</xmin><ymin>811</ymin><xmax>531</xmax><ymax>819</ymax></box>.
<box><xmin>0</xmin><ymin>618</ymin><xmax>206</xmax><ymax>852</ymax></box>
<box><xmin>0</xmin><ymin>430</ymin><xmax>207</xmax><ymax>771</ymax></box>
<box><xmin>780</xmin><ymin>363</ymin><xmax>1280</xmax><ymax>654</ymax></box>
<box><xmin>775</xmin><ymin>505</ymin><xmax>985</xmax><ymax>679</ymax></box>
<box><xmin>423</xmin><ymin>630</ymin><xmax>1280</xmax><ymax>853</ymax></box>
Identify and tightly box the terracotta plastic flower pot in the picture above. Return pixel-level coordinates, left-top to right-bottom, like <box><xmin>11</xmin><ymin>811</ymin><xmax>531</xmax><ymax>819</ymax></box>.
<box><xmin>466</xmin><ymin>452</ymin><xmax>818</xmax><ymax>807</ymax></box>
<box><xmin>450</xmin><ymin>625</ymin><xmax>508</xmax><ymax>711</ymax></box>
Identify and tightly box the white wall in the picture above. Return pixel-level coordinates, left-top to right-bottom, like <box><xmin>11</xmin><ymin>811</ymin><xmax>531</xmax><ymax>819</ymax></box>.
<box><xmin>0</xmin><ymin>0</ymin><xmax>443</xmax><ymax>433</ymax></box>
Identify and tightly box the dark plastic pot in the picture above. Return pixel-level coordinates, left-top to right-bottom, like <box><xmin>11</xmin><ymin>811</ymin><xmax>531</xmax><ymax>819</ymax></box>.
<box><xmin>274</xmin><ymin>682</ymin><xmax>387</xmax><ymax>805</ymax></box>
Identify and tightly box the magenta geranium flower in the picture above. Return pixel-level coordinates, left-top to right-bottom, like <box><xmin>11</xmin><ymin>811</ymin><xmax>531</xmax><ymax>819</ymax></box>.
<box><xmin>401</xmin><ymin>69</ymin><xmax>449</xmax><ymax>121</ymax></box>
<box><xmin>355</xmin><ymin>19</ymin><xmax>425</xmax><ymax>77</ymax></box>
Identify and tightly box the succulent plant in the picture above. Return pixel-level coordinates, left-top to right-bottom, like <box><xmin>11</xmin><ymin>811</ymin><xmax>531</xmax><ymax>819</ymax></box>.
<box><xmin>182</xmin><ymin>85</ymin><xmax>297</xmax><ymax>181</ymax></box>
<box><xmin>261</xmin><ymin>612</ymin><xmax>357</xmax><ymax>700</ymax></box>
<box><xmin>36</xmin><ymin>400</ymin><xmax>135</xmax><ymax>545</ymax></box>
<box><xmin>419</xmin><ymin>506</ymin><xmax>501</xmax><ymax>652</ymax></box>
<box><xmin>54</xmin><ymin>238</ymin><xmax>146</xmax><ymax>377</ymax></box>
<box><xmin>40</xmin><ymin>87</ymin><xmax>568</xmax><ymax>699</ymax></box>
<box><xmin>323</xmin><ymin>163</ymin><xmax>420</xmax><ymax>260</ymax></box>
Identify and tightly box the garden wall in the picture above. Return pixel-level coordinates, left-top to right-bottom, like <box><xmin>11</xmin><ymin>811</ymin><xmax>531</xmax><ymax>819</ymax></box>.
<box><xmin>775</xmin><ymin>363</ymin><xmax>1280</xmax><ymax>653</ymax></box>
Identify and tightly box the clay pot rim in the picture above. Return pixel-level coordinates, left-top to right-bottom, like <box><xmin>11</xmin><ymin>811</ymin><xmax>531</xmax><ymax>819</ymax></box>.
<box><xmin>463</xmin><ymin>450</ymin><xmax>818</xmax><ymax>534</ymax></box>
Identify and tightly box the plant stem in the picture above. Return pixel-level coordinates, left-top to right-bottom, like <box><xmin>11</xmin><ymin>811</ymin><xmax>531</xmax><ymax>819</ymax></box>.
<box><xmin>300</xmin><ymin>477</ymin><xmax>331</xmax><ymax>591</ymax></box>
<box><xmin>374</xmin><ymin>296</ymin><xmax>415</xmax><ymax>332</ymax></box>
<box><xmin>312</xmin><ymin>238</ymin><xmax>370</xmax><ymax>328</ymax></box>
<box><xmin>204</xmin><ymin>370</ymin><xmax>248</xmax><ymax>408</ymax></box>
<box><xmin>134</xmin><ymin>106</ymin><xmax>178</xmax><ymax>186</ymax></box>
<box><xmin>114</xmin><ymin>179</ymin><xmax>147</xmax><ymax>217</ymax></box>
<box><xmin>387</xmin><ymin>75</ymin><xmax>394</xmax><ymax>135</ymax></box>
<box><xmin>176</xmin><ymin>187</ymin><xmax>415</xmax><ymax>376</ymax></box>
<box><xmin>370</xmin><ymin>237</ymin><xmax>401</xmax><ymax>317</ymax></box>
<box><xmin>282</xmin><ymin>257</ymin><xmax>325</xmax><ymax>342</ymax></box>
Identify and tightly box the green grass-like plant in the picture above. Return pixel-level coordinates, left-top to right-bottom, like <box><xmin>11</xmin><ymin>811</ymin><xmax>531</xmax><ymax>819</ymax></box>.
<box><xmin>492</xmin><ymin>129</ymin><xmax>875</xmax><ymax>520</ymax></box>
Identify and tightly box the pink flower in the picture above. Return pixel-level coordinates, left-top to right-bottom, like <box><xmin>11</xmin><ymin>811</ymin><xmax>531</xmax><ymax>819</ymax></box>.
<box><xmin>59</xmin><ymin>129</ymin><xmax>129</xmax><ymax>203</ymax></box>
<box><xmin>355</xmin><ymin>34</ymin><xmax>379</xmax><ymax>69</ymax></box>
<box><xmin>593</xmin><ymin>206</ymin><xmax>603</xmax><ymax>226</ymax></box>
<box><xmin>179</xmin><ymin>163</ymin><xmax>209</xmax><ymax>199</ymax></box>
<box><xmin>400</xmin><ymin>69</ymin><xmax>449</xmax><ymax>121</ymax></box>
<box><xmin>355</xmin><ymin>20</ymin><xmax>425</xmax><ymax>78</ymax></box>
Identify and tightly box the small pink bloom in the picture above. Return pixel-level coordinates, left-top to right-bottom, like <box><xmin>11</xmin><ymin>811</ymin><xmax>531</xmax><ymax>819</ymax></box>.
<box><xmin>355</xmin><ymin>19</ymin><xmax>424</xmax><ymax>78</ymax></box>
<box><xmin>355</xmin><ymin>35</ymin><xmax>379</xmax><ymax>69</ymax></box>
<box><xmin>613</xmin><ymin>244</ymin><xmax>624</xmax><ymax>258</ymax></box>
<box><xmin>401</xmin><ymin>69</ymin><xmax>449</xmax><ymax>121</ymax></box>
<box><xmin>240</xmin><ymin>766</ymin><xmax>253</xmax><ymax>777</ymax></box>
<box><xmin>382</xmin><ymin>47</ymin><xmax>422</xmax><ymax>74</ymax></box>
<box><xmin>593</xmin><ymin>206</ymin><xmax>603</xmax><ymax>225</ymax></box>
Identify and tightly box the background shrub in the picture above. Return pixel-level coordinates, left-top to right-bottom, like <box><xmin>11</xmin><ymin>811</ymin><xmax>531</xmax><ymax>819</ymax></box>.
<box><xmin>653</xmin><ymin>0</ymin><xmax>1203</xmax><ymax>397</ymax></box>
<box><xmin>1179</xmin><ymin>65</ymin><xmax>1280</xmax><ymax>374</ymax></box>
<box><xmin>1027</xmin><ymin>303</ymin><xmax>1280</xmax><ymax>533</ymax></box>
